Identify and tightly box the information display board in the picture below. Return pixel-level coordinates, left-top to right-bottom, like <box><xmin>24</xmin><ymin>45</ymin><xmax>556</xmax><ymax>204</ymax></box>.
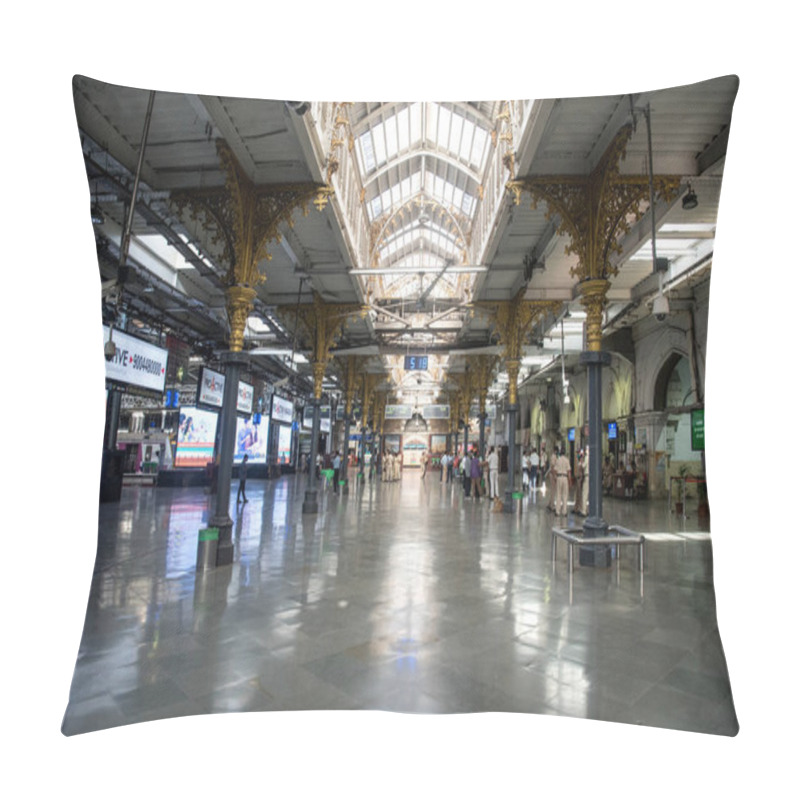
<box><xmin>404</xmin><ymin>355</ymin><xmax>429</xmax><ymax>371</ymax></box>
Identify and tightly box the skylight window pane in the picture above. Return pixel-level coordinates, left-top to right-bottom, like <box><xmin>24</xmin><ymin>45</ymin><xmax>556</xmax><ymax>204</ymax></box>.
<box><xmin>449</xmin><ymin>114</ymin><xmax>464</xmax><ymax>156</ymax></box>
<box><xmin>411</xmin><ymin>171</ymin><xmax>421</xmax><ymax>194</ymax></box>
<box><xmin>370</xmin><ymin>197</ymin><xmax>382</xmax><ymax>219</ymax></box>
<box><xmin>459</xmin><ymin>121</ymin><xmax>476</xmax><ymax>163</ymax></box>
<box><xmin>409</xmin><ymin>102</ymin><xmax>422</xmax><ymax>147</ymax></box>
<box><xmin>471</xmin><ymin>128</ymin><xmax>488</xmax><ymax>169</ymax></box>
<box><xmin>437</xmin><ymin>106</ymin><xmax>451</xmax><ymax>149</ymax></box>
<box><xmin>426</xmin><ymin>103</ymin><xmax>438</xmax><ymax>145</ymax></box>
<box><xmin>461</xmin><ymin>194</ymin><xmax>474</xmax><ymax>215</ymax></box>
<box><xmin>397</xmin><ymin>107</ymin><xmax>409</xmax><ymax>151</ymax></box>
<box><xmin>373</xmin><ymin>123</ymin><xmax>387</xmax><ymax>166</ymax></box>
<box><xmin>359</xmin><ymin>132</ymin><xmax>376</xmax><ymax>172</ymax></box>
<box><xmin>385</xmin><ymin>115</ymin><xmax>398</xmax><ymax>158</ymax></box>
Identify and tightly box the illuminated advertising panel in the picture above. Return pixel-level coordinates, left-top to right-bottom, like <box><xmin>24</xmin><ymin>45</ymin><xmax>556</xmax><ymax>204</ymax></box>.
<box><xmin>175</xmin><ymin>406</ymin><xmax>218</xmax><ymax>467</ymax></box>
<box><xmin>103</xmin><ymin>325</ymin><xmax>168</xmax><ymax>393</ymax></box>
<box><xmin>277</xmin><ymin>424</ymin><xmax>293</xmax><ymax>464</ymax></box>
<box><xmin>197</xmin><ymin>366</ymin><xmax>225</xmax><ymax>407</ymax></box>
<box><xmin>237</xmin><ymin>381</ymin><xmax>254</xmax><ymax>415</ymax></box>
<box><xmin>234</xmin><ymin>415</ymin><xmax>268</xmax><ymax>464</ymax></box>
<box><xmin>271</xmin><ymin>395</ymin><xmax>294</xmax><ymax>424</ymax></box>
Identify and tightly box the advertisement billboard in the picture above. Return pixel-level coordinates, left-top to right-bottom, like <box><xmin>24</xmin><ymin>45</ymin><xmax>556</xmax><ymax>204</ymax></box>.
<box><xmin>103</xmin><ymin>325</ymin><xmax>168</xmax><ymax>394</ymax></box>
<box><xmin>197</xmin><ymin>366</ymin><xmax>225</xmax><ymax>408</ymax></box>
<box><xmin>271</xmin><ymin>395</ymin><xmax>294</xmax><ymax>424</ymax></box>
<box><xmin>237</xmin><ymin>381</ymin><xmax>254</xmax><ymax>416</ymax></box>
<box><xmin>277</xmin><ymin>424</ymin><xmax>292</xmax><ymax>464</ymax></box>
<box><xmin>175</xmin><ymin>406</ymin><xmax>218</xmax><ymax>468</ymax></box>
<box><xmin>234</xmin><ymin>415</ymin><xmax>268</xmax><ymax>464</ymax></box>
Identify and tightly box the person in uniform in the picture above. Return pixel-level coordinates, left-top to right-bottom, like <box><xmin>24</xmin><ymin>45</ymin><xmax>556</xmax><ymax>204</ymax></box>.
<box><xmin>573</xmin><ymin>450</ymin><xmax>585</xmax><ymax>515</ymax></box>
<box><xmin>554</xmin><ymin>449</ymin><xmax>571</xmax><ymax>516</ymax></box>
<box><xmin>487</xmin><ymin>446</ymin><xmax>499</xmax><ymax>500</ymax></box>
<box><xmin>546</xmin><ymin>450</ymin><xmax>558</xmax><ymax>512</ymax></box>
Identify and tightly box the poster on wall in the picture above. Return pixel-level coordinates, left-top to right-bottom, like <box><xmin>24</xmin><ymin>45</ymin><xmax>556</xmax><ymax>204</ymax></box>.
<box><xmin>175</xmin><ymin>406</ymin><xmax>218</xmax><ymax>467</ymax></box>
<box><xmin>271</xmin><ymin>395</ymin><xmax>294</xmax><ymax>424</ymax></box>
<box><xmin>383</xmin><ymin>434</ymin><xmax>401</xmax><ymax>453</ymax></box>
<box><xmin>430</xmin><ymin>434</ymin><xmax>448</xmax><ymax>453</ymax></box>
<box><xmin>277</xmin><ymin>424</ymin><xmax>293</xmax><ymax>464</ymax></box>
<box><xmin>234</xmin><ymin>415</ymin><xmax>268</xmax><ymax>464</ymax></box>
<box><xmin>197</xmin><ymin>366</ymin><xmax>225</xmax><ymax>408</ymax></box>
<box><xmin>237</xmin><ymin>381</ymin><xmax>254</xmax><ymax>416</ymax></box>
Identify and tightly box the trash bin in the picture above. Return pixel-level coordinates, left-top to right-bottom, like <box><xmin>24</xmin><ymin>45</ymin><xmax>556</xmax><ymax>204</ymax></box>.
<box><xmin>197</xmin><ymin>527</ymin><xmax>219</xmax><ymax>571</ymax></box>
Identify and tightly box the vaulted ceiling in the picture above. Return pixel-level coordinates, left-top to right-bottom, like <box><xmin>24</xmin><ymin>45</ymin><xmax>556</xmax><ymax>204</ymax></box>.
<box><xmin>74</xmin><ymin>74</ymin><xmax>737</xmax><ymax>408</ymax></box>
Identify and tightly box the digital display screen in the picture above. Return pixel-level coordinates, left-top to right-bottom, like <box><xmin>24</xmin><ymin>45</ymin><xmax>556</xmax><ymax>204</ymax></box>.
<box><xmin>175</xmin><ymin>406</ymin><xmax>218</xmax><ymax>467</ymax></box>
<box><xmin>234</xmin><ymin>415</ymin><xmax>268</xmax><ymax>464</ymax></box>
<box><xmin>608</xmin><ymin>422</ymin><xmax>617</xmax><ymax>440</ymax></box>
<box><xmin>404</xmin><ymin>355</ymin><xmax>429</xmax><ymax>371</ymax></box>
<box><xmin>568</xmin><ymin>427</ymin><xmax>575</xmax><ymax>442</ymax></box>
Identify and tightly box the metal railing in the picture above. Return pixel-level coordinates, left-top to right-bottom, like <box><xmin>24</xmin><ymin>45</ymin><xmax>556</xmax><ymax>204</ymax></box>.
<box><xmin>551</xmin><ymin>525</ymin><xmax>645</xmax><ymax>574</ymax></box>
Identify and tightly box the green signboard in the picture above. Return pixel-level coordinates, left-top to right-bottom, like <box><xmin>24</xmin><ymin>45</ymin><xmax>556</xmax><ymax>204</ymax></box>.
<box><xmin>691</xmin><ymin>408</ymin><xmax>705</xmax><ymax>451</ymax></box>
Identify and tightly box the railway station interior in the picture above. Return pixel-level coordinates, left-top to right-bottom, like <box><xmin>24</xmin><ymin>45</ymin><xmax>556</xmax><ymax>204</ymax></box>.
<box><xmin>14</xmin><ymin>21</ymin><xmax>794</xmax><ymax>797</ymax></box>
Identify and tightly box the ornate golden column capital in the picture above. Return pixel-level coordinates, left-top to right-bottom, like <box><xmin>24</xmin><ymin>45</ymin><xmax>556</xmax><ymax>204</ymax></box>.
<box><xmin>578</xmin><ymin>278</ymin><xmax>610</xmax><ymax>352</ymax></box>
<box><xmin>225</xmin><ymin>285</ymin><xmax>257</xmax><ymax>352</ymax></box>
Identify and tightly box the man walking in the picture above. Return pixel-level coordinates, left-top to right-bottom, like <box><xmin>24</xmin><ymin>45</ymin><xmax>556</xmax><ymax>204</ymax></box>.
<box><xmin>237</xmin><ymin>454</ymin><xmax>249</xmax><ymax>504</ymax></box>
<box><xmin>487</xmin><ymin>446</ymin><xmax>499</xmax><ymax>500</ymax></box>
<box><xmin>332</xmin><ymin>450</ymin><xmax>342</xmax><ymax>494</ymax></box>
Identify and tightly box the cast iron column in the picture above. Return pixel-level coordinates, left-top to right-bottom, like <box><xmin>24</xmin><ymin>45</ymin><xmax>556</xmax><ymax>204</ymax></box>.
<box><xmin>302</xmin><ymin>398</ymin><xmax>321</xmax><ymax>513</ymax></box>
<box><xmin>504</xmin><ymin>402</ymin><xmax>518</xmax><ymax>513</ymax></box>
<box><xmin>342</xmin><ymin>412</ymin><xmax>352</xmax><ymax>494</ymax></box>
<box><xmin>479</xmin><ymin>411</ymin><xmax>487</xmax><ymax>460</ymax></box>
<box><xmin>580</xmin><ymin>350</ymin><xmax>611</xmax><ymax>566</ymax></box>
<box><xmin>210</xmin><ymin>351</ymin><xmax>249</xmax><ymax>566</ymax></box>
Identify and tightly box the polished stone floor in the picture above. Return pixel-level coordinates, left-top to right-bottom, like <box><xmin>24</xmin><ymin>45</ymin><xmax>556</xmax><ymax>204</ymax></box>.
<box><xmin>61</xmin><ymin>468</ymin><xmax>737</xmax><ymax>737</ymax></box>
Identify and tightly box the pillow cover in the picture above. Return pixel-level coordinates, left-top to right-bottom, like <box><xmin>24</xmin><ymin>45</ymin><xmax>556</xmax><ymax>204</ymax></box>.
<box><xmin>62</xmin><ymin>73</ymin><xmax>738</xmax><ymax>739</ymax></box>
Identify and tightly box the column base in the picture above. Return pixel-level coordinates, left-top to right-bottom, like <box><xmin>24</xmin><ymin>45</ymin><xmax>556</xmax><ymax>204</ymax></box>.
<box><xmin>579</xmin><ymin>516</ymin><xmax>611</xmax><ymax>567</ymax></box>
<box><xmin>208</xmin><ymin>515</ymin><xmax>234</xmax><ymax>567</ymax></box>
<box><xmin>504</xmin><ymin>490</ymin><xmax>514</xmax><ymax>513</ymax></box>
<box><xmin>302</xmin><ymin>489</ymin><xmax>319</xmax><ymax>514</ymax></box>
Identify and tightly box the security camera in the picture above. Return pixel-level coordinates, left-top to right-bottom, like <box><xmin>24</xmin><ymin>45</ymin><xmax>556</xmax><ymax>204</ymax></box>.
<box><xmin>104</xmin><ymin>339</ymin><xmax>116</xmax><ymax>361</ymax></box>
<box><xmin>652</xmin><ymin>294</ymin><xmax>669</xmax><ymax>321</ymax></box>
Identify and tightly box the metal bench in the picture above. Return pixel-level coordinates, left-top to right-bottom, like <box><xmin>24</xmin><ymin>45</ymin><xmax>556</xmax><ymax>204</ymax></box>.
<box><xmin>551</xmin><ymin>524</ymin><xmax>645</xmax><ymax>574</ymax></box>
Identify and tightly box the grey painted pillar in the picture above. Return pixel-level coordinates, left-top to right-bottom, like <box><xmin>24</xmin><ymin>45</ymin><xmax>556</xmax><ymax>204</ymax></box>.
<box><xmin>580</xmin><ymin>351</ymin><xmax>611</xmax><ymax>567</ymax></box>
<box><xmin>504</xmin><ymin>402</ymin><xmax>518</xmax><ymax>513</ymax></box>
<box><xmin>302</xmin><ymin>398</ymin><xmax>322</xmax><ymax>514</ymax></box>
<box><xmin>479</xmin><ymin>411</ymin><xmax>487</xmax><ymax>459</ymax></box>
<box><xmin>104</xmin><ymin>388</ymin><xmax>122</xmax><ymax>451</ymax></box>
<box><xmin>342</xmin><ymin>413</ymin><xmax>352</xmax><ymax>494</ymax></box>
<box><xmin>209</xmin><ymin>351</ymin><xmax>249</xmax><ymax>567</ymax></box>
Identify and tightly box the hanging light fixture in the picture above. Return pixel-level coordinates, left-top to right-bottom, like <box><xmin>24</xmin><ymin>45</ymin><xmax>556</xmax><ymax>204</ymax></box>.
<box><xmin>682</xmin><ymin>184</ymin><xmax>699</xmax><ymax>210</ymax></box>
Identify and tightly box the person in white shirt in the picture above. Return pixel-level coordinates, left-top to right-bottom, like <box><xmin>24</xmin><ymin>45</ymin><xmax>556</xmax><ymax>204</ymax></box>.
<box><xmin>487</xmin><ymin>447</ymin><xmax>499</xmax><ymax>500</ymax></box>
<box><xmin>530</xmin><ymin>449</ymin><xmax>540</xmax><ymax>492</ymax></box>
<box><xmin>521</xmin><ymin>450</ymin><xmax>530</xmax><ymax>489</ymax></box>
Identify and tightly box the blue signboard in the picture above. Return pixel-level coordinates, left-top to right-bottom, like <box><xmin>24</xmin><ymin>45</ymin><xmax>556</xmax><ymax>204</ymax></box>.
<box><xmin>608</xmin><ymin>422</ymin><xmax>617</xmax><ymax>440</ymax></box>
<box><xmin>568</xmin><ymin>427</ymin><xmax>575</xmax><ymax>442</ymax></box>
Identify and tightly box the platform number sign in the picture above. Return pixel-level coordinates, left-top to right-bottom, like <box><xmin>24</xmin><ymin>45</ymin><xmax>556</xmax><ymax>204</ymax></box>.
<box><xmin>404</xmin><ymin>355</ymin><xmax>429</xmax><ymax>371</ymax></box>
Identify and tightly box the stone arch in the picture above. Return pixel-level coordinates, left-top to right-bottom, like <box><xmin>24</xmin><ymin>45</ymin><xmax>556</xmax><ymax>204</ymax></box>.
<box><xmin>653</xmin><ymin>350</ymin><xmax>694</xmax><ymax>411</ymax></box>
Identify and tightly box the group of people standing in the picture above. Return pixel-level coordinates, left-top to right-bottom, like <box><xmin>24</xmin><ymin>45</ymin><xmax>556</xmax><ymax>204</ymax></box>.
<box><xmin>535</xmin><ymin>446</ymin><xmax>590</xmax><ymax>517</ymax></box>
